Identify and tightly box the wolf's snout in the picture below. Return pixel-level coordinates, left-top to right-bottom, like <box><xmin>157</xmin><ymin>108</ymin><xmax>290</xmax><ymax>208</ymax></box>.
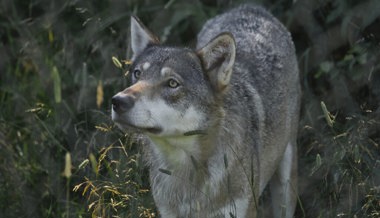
<box><xmin>111</xmin><ymin>95</ymin><xmax>135</xmax><ymax>114</ymax></box>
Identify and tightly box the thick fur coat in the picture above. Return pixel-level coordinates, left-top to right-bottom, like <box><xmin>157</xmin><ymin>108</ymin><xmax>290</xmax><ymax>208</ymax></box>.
<box><xmin>112</xmin><ymin>4</ymin><xmax>300</xmax><ymax>218</ymax></box>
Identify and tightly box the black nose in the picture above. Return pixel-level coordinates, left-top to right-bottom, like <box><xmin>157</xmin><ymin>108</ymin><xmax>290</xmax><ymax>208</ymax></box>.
<box><xmin>111</xmin><ymin>95</ymin><xmax>135</xmax><ymax>113</ymax></box>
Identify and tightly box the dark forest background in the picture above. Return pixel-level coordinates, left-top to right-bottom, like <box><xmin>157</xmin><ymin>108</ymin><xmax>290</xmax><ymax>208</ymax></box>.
<box><xmin>1</xmin><ymin>0</ymin><xmax>379</xmax><ymax>217</ymax></box>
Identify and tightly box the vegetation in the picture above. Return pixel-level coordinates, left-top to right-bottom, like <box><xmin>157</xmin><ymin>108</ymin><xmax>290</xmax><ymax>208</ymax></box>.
<box><xmin>0</xmin><ymin>0</ymin><xmax>379</xmax><ymax>217</ymax></box>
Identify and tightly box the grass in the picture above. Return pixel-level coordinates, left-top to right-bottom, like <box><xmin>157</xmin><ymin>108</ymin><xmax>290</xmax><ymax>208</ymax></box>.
<box><xmin>72</xmin><ymin>133</ymin><xmax>155</xmax><ymax>218</ymax></box>
<box><xmin>1</xmin><ymin>0</ymin><xmax>379</xmax><ymax>217</ymax></box>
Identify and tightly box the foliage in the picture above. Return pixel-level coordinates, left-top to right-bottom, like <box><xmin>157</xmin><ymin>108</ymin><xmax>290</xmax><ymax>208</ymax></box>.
<box><xmin>0</xmin><ymin>0</ymin><xmax>379</xmax><ymax>217</ymax></box>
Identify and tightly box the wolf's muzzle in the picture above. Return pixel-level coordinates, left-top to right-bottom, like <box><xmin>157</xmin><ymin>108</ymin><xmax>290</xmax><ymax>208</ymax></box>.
<box><xmin>111</xmin><ymin>95</ymin><xmax>135</xmax><ymax>114</ymax></box>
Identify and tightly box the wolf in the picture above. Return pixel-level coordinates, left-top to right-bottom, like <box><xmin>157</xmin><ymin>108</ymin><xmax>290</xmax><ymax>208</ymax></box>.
<box><xmin>111</xmin><ymin>4</ymin><xmax>300</xmax><ymax>218</ymax></box>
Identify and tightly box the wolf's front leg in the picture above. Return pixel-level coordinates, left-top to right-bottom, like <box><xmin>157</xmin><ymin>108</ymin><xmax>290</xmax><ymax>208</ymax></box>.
<box><xmin>156</xmin><ymin>204</ymin><xmax>177</xmax><ymax>218</ymax></box>
<box><xmin>269</xmin><ymin>141</ymin><xmax>298</xmax><ymax>218</ymax></box>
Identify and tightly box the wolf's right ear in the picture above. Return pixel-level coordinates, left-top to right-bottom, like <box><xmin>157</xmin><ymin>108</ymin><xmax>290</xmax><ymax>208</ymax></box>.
<box><xmin>197</xmin><ymin>33</ymin><xmax>236</xmax><ymax>92</ymax></box>
<box><xmin>130</xmin><ymin>16</ymin><xmax>159</xmax><ymax>60</ymax></box>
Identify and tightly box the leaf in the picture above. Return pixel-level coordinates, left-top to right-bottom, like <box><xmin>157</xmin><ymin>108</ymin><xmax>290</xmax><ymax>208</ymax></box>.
<box><xmin>112</xmin><ymin>56</ymin><xmax>123</xmax><ymax>69</ymax></box>
<box><xmin>321</xmin><ymin>101</ymin><xmax>335</xmax><ymax>127</ymax></box>
<box><xmin>315</xmin><ymin>154</ymin><xmax>322</xmax><ymax>167</ymax></box>
<box><xmin>62</xmin><ymin>152</ymin><xmax>72</xmax><ymax>179</ymax></box>
<box><xmin>73</xmin><ymin>182</ymin><xmax>85</xmax><ymax>192</ymax></box>
<box><xmin>88</xmin><ymin>201</ymin><xmax>96</xmax><ymax>210</ymax></box>
<box><xmin>358</xmin><ymin>53</ymin><xmax>368</xmax><ymax>65</ymax></box>
<box><xmin>89</xmin><ymin>153</ymin><xmax>98</xmax><ymax>175</ymax></box>
<box><xmin>105</xmin><ymin>187</ymin><xmax>120</xmax><ymax>195</ymax></box>
<box><xmin>96</xmin><ymin>80</ymin><xmax>103</xmax><ymax>108</ymax></box>
<box><xmin>51</xmin><ymin>66</ymin><xmax>61</xmax><ymax>103</ymax></box>
<box><xmin>83</xmin><ymin>182</ymin><xmax>93</xmax><ymax>196</ymax></box>
<box><xmin>78</xmin><ymin>159</ymin><xmax>89</xmax><ymax>169</ymax></box>
<box><xmin>95</xmin><ymin>124</ymin><xmax>111</xmax><ymax>132</ymax></box>
<box><xmin>122</xmin><ymin>59</ymin><xmax>132</xmax><ymax>65</ymax></box>
<box><xmin>310</xmin><ymin>154</ymin><xmax>323</xmax><ymax>176</ymax></box>
<box><xmin>48</xmin><ymin>28</ymin><xmax>54</xmax><ymax>43</ymax></box>
<box><xmin>320</xmin><ymin>61</ymin><xmax>334</xmax><ymax>73</ymax></box>
<box><xmin>164</xmin><ymin>0</ymin><xmax>177</xmax><ymax>9</ymax></box>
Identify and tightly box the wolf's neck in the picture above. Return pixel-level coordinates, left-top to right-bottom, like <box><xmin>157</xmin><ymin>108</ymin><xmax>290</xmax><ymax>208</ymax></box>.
<box><xmin>148</xmin><ymin>134</ymin><xmax>203</xmax><ymax>168</ymax></box>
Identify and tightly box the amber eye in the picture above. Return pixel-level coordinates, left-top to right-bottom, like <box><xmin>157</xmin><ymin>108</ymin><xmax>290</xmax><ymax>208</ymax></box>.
<box><xmin>133</xmin><ymin>69</ymin><xmax>141</xmax><ymax>79</ymax></box>
<box><xmin>168</xmin><ymin>79</ymin><xmax>179</xmax><ymax>88</ymax></box>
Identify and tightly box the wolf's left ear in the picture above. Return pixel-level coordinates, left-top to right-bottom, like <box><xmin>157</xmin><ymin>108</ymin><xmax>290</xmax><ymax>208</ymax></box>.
<box><xmin>130</xmin><ymin>16</ymin><xmax>159</xmax><ymax>60</ymax></box>
<box><xmin>197</xmin><ymin>33</ymin><xmax>236</xmax><ymax>91</ymax></box>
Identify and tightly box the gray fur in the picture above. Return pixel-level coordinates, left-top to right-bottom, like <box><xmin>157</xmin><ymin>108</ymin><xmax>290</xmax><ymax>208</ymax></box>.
<box><xmin>112</xmin><ymin>4</ymin><xmax>300</xmax><ymax>218</ymax></box>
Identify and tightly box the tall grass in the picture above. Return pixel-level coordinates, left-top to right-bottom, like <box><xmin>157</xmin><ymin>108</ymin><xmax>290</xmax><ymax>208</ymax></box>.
<box><xmin>1</xmin><ymin>0</ymin><xmax>379</xmax><ymax>217</ymax></box>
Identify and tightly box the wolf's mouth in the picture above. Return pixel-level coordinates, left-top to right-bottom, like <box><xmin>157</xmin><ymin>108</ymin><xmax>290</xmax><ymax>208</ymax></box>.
<box><xmin>114</xmin><ymin>119</ymin><xmax>162</xmax><ymax>134</ymax></box>
<box><xmin>144</xmin><ymin>127</ymin><xmax>162</xmax><ymax>134</ymax></box>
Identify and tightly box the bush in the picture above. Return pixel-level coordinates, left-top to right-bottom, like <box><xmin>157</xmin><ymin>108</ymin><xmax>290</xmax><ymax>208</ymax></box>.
<box><xmin>0</xmin><ymin>0</ymin><xmax>379</xmax><ymax>217</ymax></box>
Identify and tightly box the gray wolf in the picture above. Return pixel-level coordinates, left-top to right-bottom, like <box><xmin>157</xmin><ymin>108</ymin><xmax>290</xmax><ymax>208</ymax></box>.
<box><xmin>111</xmin><ymin>4</ymin><xmax>300</xmax><ymax>218</ymax></box>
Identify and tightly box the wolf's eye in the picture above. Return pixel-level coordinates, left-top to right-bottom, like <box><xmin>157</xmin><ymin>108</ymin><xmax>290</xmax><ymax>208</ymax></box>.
<box><xmin>168</xmin><ymin>79</ymin><xmax>179</xmax><ymax>88</ymax></box>
<box><xmin>133</xmin><ymin>69</ymin><xmax>141</xmax><ymax>79</ymax></box>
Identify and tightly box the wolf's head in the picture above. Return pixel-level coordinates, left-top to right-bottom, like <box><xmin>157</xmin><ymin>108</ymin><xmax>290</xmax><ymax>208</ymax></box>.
<box><xmin>111</xmin><ymin>16</ymin><xmax>235</xmax><ymax>137</ymax></box>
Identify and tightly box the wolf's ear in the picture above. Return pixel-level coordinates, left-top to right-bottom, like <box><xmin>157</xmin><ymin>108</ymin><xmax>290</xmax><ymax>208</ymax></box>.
<box><xmin>197</xmin><ymin>33</ymin><xmax>236</xmax><ymax>91</ymax></box>
<box><xmin>130</xmin><ymin>16</ymin><xmax>159</xmax><ymax>59</ymax></box>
